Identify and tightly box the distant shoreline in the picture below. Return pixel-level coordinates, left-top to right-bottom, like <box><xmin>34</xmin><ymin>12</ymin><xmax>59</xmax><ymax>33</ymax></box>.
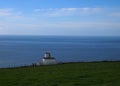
<box><xmin>0</xmin><ymin>60</ymin><xmax>120</xmax><ymax>69</ymax></box>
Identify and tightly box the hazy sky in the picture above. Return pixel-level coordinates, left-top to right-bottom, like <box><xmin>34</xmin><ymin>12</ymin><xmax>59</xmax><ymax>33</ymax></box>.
<box><xmin>0</xmin><ymin>0</ymin><xmax>120</xmax><ymax>36</ymax></box>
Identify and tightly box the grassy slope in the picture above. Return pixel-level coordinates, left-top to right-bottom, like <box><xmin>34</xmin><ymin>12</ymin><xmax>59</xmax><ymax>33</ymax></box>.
<box><xmin>0</xmin><ymin>62</ymin><xmax>120</xmax><ymax>86</ymax></box>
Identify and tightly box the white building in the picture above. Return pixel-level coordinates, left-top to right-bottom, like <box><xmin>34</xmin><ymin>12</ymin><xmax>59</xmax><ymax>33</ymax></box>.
<box><xmin>36</xmin><ymin>52</ymin><xmax>57</xmax><ymax>65</ymax></box>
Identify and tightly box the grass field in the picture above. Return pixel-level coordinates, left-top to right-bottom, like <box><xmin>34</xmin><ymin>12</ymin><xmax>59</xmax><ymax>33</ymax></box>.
<box><xmin>0</xmin><ymin>62</ymin><xmax>120</xmax><ymax>86</ymax></box>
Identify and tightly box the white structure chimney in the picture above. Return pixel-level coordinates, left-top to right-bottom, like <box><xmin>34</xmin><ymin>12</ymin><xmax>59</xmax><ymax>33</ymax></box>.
<box><xmin>44</xmin><ymin>52</ymin><xmax>51</xmax><ymax>59</ymax></box>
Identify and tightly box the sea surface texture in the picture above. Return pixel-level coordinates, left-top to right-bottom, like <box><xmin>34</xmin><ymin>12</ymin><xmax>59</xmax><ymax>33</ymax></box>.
<box><xmin>0</xmin><ymin>36</ymin><xmax>120</xmax><ymax>67</ymax></box>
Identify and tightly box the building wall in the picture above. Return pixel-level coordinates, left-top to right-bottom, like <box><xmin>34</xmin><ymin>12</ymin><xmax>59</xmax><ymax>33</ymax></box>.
<box><xmin>42</xmin><ymin>59</ymin><xmax>57</xmax><ymax>65</ymax></box>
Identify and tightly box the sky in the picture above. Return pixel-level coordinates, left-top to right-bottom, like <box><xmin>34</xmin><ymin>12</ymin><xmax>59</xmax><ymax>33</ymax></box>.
<box><xmin>0</xmin><ymin>0</ymin><xmax>120</xmax><ymax>36</ymax></box>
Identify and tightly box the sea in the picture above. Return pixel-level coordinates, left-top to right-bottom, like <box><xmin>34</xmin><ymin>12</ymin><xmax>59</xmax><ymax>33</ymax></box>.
<box><xmin>0</xmin><ymin>35</ymin><xmax>120</xmax><ymax>68</ymax></box>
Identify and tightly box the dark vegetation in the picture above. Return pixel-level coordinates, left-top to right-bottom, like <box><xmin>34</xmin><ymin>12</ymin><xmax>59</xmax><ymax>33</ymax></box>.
<box><xmin>0</xmin><ymin>62</ymin><xmax>120</xmax><ymax>86</ymax></box>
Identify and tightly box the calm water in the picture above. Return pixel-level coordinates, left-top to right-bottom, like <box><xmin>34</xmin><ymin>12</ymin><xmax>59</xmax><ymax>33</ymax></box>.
<box><xmin>0</xmin><ymin>35</ymin><xmax>120</xmax><ymax>68</ymax></box>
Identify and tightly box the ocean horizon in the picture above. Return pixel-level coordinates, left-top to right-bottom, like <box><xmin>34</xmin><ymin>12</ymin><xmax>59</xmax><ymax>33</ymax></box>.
<box><xmin>0</xmin><ymin>35</ymin><xmax>120</xmax><ymax>68</ymax></box>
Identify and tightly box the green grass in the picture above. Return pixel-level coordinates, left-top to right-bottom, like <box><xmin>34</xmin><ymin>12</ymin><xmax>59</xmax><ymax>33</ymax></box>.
<box><xmin>0</xmin><ymin>62</ymin><xmax>120</xmax><ymax>86</ymax></box>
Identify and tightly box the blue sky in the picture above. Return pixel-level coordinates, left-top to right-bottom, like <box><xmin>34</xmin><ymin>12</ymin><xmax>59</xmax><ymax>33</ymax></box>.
<box><xmin>0</xmin><ymin>0</ymin><xmax>120</xmax><ymax>36</ymax></box>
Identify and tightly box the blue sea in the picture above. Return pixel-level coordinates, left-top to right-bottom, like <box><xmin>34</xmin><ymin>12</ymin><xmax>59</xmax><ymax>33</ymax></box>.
<box><xmin>0</xmin><ymin>35</ymin><xmax>120</xmax><ymax>68</ymax></box>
